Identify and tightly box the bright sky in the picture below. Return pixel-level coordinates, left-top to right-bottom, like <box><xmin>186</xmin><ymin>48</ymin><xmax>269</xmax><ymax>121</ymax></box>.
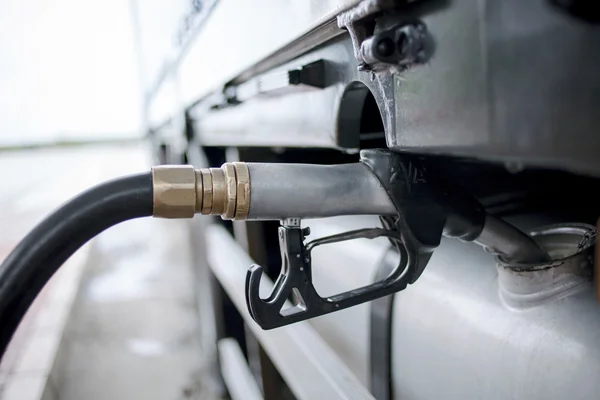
<box><xmin>0</xmin><ymin>0</ymin><xmax>143</xmax><ymax>145</ymax></box>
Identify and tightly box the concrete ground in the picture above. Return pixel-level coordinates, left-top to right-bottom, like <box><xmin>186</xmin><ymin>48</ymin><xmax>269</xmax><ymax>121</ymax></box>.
<box><xmin>0</xmin><ymin>144</ymin><xmax>218</xmax><ymax>400</ymax></box>
<box><xmin>60</xmin><ymin>218</ymin><xmax>214</xmax><ymax>400</ymax></box>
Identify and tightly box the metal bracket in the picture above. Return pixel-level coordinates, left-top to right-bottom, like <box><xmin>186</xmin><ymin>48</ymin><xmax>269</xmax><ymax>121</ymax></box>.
<box><xmin>359</xmin><ymin>21</ymin><xmax>432</xmax><ymax>73</ymax></box>
<box><xmin>337</xmin><ymin>0</ymin><xmax>433</xmax><ymax>74</ymax></box>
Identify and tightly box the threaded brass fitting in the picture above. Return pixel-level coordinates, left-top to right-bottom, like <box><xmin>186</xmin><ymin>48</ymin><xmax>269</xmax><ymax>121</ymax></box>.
<box><xmin>152</xmin><ymin>163</ymin><xmax>250</xmax><ymax>220</ymax></box>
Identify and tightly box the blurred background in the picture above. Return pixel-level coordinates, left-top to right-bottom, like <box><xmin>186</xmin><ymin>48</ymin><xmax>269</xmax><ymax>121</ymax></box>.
<box><xmin>0</xmin><ymin>1</ymin><xmax>212</xmax><ymax>399</ymax></box>
<box><xmin>0</xmin><ymin>0</ymin><xmax>143</xmax><ymax>147</ymax></box>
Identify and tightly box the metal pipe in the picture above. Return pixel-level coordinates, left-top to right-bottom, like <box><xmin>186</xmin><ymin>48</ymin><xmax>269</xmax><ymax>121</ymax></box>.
<box><xmin>474</xmin><ymin>215</ymin><xmax>549</xmax><ymax>264</ymax></box>
<box><xmin>246</xmin><ymin>162</ymin><xmax>396</xmax><ymax>219</ymax></box>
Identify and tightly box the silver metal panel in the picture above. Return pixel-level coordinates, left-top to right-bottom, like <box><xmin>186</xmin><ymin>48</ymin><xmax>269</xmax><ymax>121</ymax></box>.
<box><xmin>193</xmin><ymin>84</ymin><xmax>343</xmax><ymax>147</ymax></box>
<box><xmin>391</xmin><ymin>0</ymin><xmax>489</xmax><ymax>150</ymax></box>
<box><xmin>486</xmin><ymin>0</ymin><xmax>600</xmax><ymax>173</ymax></box>
<box><xmin>191</xmin><ymin>38</ymin><xmax>361</xmax><ymax>149</ymax></box>
<box><xmin>205</xmin><ymin>225</ymin><xmax>375</xmax><ymax>400</ymax></box>
<box><xmin>390</xmin><ymin>0</ymin><xmax>600</xmax><ymax>174</ymax></box>
<box><xmin>191</xmin><ymin>36</ymin><xmax>395</xmax><ymax>149</ymax></box>
<box><xmin>391</xmin><ymin>236</ymin><xmax>600</xmax><ymax>399</ymax></box>
<box><xmin>177</xmin><ymin>0</ymin><xmax>361</xmax><ymax>107</ymax></box>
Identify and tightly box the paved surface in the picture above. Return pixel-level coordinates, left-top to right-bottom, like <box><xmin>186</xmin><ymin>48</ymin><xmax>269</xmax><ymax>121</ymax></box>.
<box><xmin>60</xmin><ymin>217</ymin><xmax>214</xmax><ymax>400</ymax></box>
<box><xmin>0</xmin><ymin>144</ymin><xmax>217</xmax><ymax>400</ymax></box>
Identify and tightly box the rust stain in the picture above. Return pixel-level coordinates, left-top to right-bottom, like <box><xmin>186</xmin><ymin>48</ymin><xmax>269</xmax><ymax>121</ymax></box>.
<box><xmin>504</xmin><ymin>262</ymin><xmax>562</xmax><ymax>273</ymax></box>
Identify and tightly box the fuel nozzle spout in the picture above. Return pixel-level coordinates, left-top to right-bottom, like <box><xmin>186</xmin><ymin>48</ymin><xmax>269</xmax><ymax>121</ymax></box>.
<box><xmin>151</xmin><ymin>161</ymin><xmax>396</xmax><ymax>220</ymax></box>
<box><xmin>151</xmin><ymin>151</ymin><xmax>548</xmax><ymax>265</ymax></box>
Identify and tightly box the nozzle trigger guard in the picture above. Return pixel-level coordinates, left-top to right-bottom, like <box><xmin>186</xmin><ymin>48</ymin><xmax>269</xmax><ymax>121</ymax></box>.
<box><xmin>245</xmin><ymin>224</ymin><xmax>415</xmax><ymax>330</ymax></box>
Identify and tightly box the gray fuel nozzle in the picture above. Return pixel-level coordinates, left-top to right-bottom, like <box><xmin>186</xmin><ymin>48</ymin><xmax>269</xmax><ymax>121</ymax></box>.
<box><xmin>152</xmin><ymin>150</ymin><xmax>548</xmax><ymax>330</ymax></box>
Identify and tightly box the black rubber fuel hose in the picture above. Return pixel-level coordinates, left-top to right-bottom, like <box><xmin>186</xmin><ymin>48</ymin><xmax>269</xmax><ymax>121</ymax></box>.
<box><xmin>0</xmin><ymin>172</ymin><xmax>153</xmax><ymax>358</ymax></box>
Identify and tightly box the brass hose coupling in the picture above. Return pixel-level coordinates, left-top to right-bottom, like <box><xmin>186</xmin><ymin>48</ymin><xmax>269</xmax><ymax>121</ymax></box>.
<box><xmin>152</xmin><ymin>163</ymin><xmax>250</xmax><ymax>220</ymax></box>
